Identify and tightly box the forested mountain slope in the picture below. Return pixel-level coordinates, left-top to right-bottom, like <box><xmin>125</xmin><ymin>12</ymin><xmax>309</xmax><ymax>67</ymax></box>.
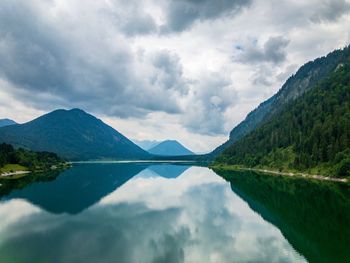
<box><xmin>210</xmin><ymin>46</ymin><xmax>350</xmax><ymax>159</ymax></box>
<box><xmin>216</xmin><ymin>63</ymin><xmax>350</xmax><ymax>177</ymax></box>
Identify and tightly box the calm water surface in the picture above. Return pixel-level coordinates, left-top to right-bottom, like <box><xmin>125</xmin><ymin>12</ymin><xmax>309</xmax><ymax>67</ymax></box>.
<box><xmin>0</xmin><ymin>163</ymin><xmax>349</xmax><ymax>263</ymax></box>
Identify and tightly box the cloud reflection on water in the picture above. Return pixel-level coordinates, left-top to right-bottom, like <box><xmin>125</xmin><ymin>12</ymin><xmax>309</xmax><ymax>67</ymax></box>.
<box><xmin>0</xmin><ymin>165</ymin><xmax>305</xmax><ymax>263</ymax></box>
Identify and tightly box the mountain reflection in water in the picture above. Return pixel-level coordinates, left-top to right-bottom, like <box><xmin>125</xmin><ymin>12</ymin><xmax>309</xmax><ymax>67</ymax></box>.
<box><xmin>0</xmin><ymin>163</ymin><xmax>344</xmax><ymax>262</ymax></box>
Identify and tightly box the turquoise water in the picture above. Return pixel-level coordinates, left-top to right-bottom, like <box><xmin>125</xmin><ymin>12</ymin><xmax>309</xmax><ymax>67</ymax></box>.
<box><xmin>0</xmin><ymin>163</ymin><xmax>348</xmax><ymax>262</ymax></box>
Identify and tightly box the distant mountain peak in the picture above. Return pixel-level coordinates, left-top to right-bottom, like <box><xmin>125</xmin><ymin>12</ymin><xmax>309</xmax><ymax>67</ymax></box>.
<box><xmin>67</xmin><ymin>108</ymin><xmax>87</xmax><ymax>114</ymax></box>
<box><xmin>133</xmin><ymin>139</ymin><xmax>162</xmax><ymax>151</ymax></box>
<box><xmin>50</xmin><ymin>108</ymin><xmax>87</xmax><ymax>115</ymax></box>
<box><xmin>70</xmin><ymin>108</ymin><xmax>84</xmax><ymax>111</ymax></box>
<box><xmin>149</xmin><ymin>140</ymin><xmax>194</xmax><ymax>156</ymax></box>
<box><xmin>163</xmin><ymin>139</ymin><xmax>177</xmax><ymax>143</ymax></box>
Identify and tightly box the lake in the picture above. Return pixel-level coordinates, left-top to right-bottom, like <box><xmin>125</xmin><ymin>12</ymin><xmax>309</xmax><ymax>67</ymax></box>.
<box><xmin>0</xmin><ymin>163</ymin><xmax>349</xmax><ymax>263</ymax></box>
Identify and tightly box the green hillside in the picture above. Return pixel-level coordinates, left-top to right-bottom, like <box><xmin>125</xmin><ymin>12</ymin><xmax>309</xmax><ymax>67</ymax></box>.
<box><xmin>209</xmin><ymin>46</ymin><xmax>350</xmax><ymax>160</ymax></box>
<box><xmin>216</xmin><ymin>60</ymin><xmax>350</xmax><ymax>177</ymax></box>
<box><xmin>0</xmin><ymin>143</ymin><xmax>66</xmax><ymax>175</ymax></box>
<box><xmin>0</xmin><ymin>109</ymin><xmax>150</xmax><ymax>161</ymax></box>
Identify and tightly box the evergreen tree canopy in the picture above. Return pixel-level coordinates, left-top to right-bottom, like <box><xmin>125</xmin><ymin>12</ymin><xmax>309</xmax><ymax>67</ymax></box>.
<box><xmin>216</xmin><ymin>63</ymin><xmax>350</xmax><ymax>177</ymax></box>
<box><xmin>0</xmin><ymin>143</ymin><xmax>65</xmax><ymax>172</ymax></box>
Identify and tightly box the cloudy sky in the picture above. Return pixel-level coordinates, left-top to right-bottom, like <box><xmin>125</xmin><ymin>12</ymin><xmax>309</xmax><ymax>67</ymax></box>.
<box><xmin>0</xmin><ymin>0</ymin><xmax>349</xmax><ymax>153</ymax></box>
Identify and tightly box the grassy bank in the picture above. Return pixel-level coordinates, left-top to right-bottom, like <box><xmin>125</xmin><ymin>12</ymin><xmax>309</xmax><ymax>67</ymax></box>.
<box><xmin>0</xmin><ymin>164</ymin><xmax>28</xmax><ymax>173</ymax></box>
<box><xmin>0</xmin><ymin>162</ymin><xmax>71</xmax><ymax>179</ymax></box>
<box><xmin>0</xmin><ymin>143</ymin><xmax>70</xmax><ymax>179</ymax></box>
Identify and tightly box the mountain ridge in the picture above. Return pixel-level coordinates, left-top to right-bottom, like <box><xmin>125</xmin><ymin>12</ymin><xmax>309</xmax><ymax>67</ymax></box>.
<box><xmin>0</xmin><ymin>118</ymin><xmax>17</xmax><ymax>128</ymax></box>
<box><xmin>133</xmin><ymin>139</ymin><xmax>162</xmax><ymax>150</ymax></box>
<box><xmin>0</xmin><ymin>108</ymin><xmax>150</xmax><ymax>161</ymax></box>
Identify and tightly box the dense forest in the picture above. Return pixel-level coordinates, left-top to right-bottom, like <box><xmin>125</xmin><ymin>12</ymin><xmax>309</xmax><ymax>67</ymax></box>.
<box><xmin>216</xmin><ymin>63</ymin><xmax>350</xmax><ymax>177</ymax></box>
<box><xmin>0</xmin><ymin>143</ymin><xmax>65</xmax><ymax>173</ymax></box>
<box><xmin>209</xmin><ymin>46</ymin><xmax>350</xmax><ymax>160</ymax></box>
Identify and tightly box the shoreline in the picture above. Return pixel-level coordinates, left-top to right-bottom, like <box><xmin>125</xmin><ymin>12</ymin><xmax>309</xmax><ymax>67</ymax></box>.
<box><xmin>70</xmin><ymin>160</ymin><xmax>198</xmax><ymax>164</ymax></box>
<box><xmin>211</xmin><ymin>165</ymin><xmax>348</xmax><ymax>183</ymax></box>
<box><xmin>0</xmin><ymin>163</ymin><xmax>71</xmax><ymax>179</ymax></box>
<box><xmin>0</xmin><ymin>170</ymin><xmax>31</xmax><ymax>177</ymax></box>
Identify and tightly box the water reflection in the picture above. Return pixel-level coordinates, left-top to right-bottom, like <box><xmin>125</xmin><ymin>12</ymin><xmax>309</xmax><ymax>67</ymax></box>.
<box><xmin>0</xmin><ymin>164</ymin><xmax>307</xmax><ymax>262</ymax></box>
<box><xmin>148</xmin><ymin>164</ymin><xmax>190</xmax><ymax>178</ymax></box>
<box><xmin>215</xmin><ymin>169</ymin><xmax>350</xmax><ymax>263</ymax></box>
<box><xmin>3</xmin><ymin>163</ymin><xmax>147</xmax><ymax>214</ymax></box>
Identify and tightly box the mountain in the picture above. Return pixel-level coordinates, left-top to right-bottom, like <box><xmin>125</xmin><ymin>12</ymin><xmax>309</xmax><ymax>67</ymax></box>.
<box><xmin>216</xmin><ymin>47</ymin><xmax>350</xmax><ymax>177</ymax></box>
<box><xmin>133</xmin><ymin>139</ymin><xmax>162</xmax><ymax>150</ymax></box>
<box><xmin>210</xmin><ymin>46</ymin><xmax>350</xmax><ymax>159</ymax></box>
<box><xmin>0</xmin><ymin>118</ymin><xmax>17</xmax><ymax>128</ymax></box>
<box><xmin>148</xmin><ymin>140</ymin><xmax>194</xmax><ymax>156</ymax></box>
<box><xmin>0</xmin><ymin>109</ymin><xmax>150</xmax><ymax>161</ymax></box>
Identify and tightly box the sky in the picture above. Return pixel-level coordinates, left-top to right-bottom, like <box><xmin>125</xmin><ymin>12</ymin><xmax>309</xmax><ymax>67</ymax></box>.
<box><xmin>0</xmin><ymin>0</ymin><xmax>349</xmax><ymax>153</ymax></box>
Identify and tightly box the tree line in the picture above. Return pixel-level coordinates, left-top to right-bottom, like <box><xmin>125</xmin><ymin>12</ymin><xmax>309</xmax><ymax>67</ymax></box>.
<box><xmin>0</xmin><ymin>143</ymin><xmax>64</xmax><ymax>171</ymax></box>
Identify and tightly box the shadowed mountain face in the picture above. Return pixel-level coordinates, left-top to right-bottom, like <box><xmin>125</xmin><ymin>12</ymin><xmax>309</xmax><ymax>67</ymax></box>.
<box><xmin>0</xmin><ymin>109</ymin><xmax>150</xmax><ymax>161</ymax></box>
<box><xmin>214</xmin><ymin>169</ymin><xmax>350</xmax><ymax>263</ymax></box>
<box><xmin>3</xmin><ymin>163</ymin><xmax>148</xmax><ymax>214</ymax></box>
<box><xmin>0</xmin><ymin>118</ymin><xmax>17</xmax><ymax>128</ymax></box>
<box><xmin>148</xmin><ymin>140</ymin><xmax>194</xmax><ymax>156</ymax></box>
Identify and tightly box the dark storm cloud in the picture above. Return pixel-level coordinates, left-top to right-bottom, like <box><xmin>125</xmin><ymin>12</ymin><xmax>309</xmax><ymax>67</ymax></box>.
<box><xmin>0</xmin><ymin>0</ymin><xmax>184</xmax><ymax>117</ymax></box>
<box><xmin>110</xmin><ymin>0</ymin><xmax>157</xmax><ymax>36</ymax></box>
<box><xmin>253</xmin><ymin>72</ymin><xmax>273</xmax><ymax>87</ymax></box>
<box><xmin>151</xmin><ymin>50</ymin><xmax>188</xmax><ymax>94</ymax></box>
<box><xmin>0</xmin><ymin>1</ymin><xmax>69</xmax><ymax>92</ymax></box>
<box><xmin>121</xmin><ymin>15</ymin><xmax>157</xmax><ymax>36</ymax></box>
<box><xmin>262</xmin><ymin>0</ymin><xmax>350</xmax><ymax>31</ymax></box>
<box><xmin>184</xmin><ymin>73</ymin><xmax>238</xmax><ymax>135</ymax></box>
<box><xmin>235</xmin><ymin>36</ymin><xmax>290</xmax><ymax>64</ymax></box>
<box><xmin>311</xmin><ymin>0</ymin><xmax>350</xmax><ymax>23</ymax></box>
<box><xmin>161</xmin><ymin>0</ymin><xmax>252</xmax><ymax>33</ymax></box>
